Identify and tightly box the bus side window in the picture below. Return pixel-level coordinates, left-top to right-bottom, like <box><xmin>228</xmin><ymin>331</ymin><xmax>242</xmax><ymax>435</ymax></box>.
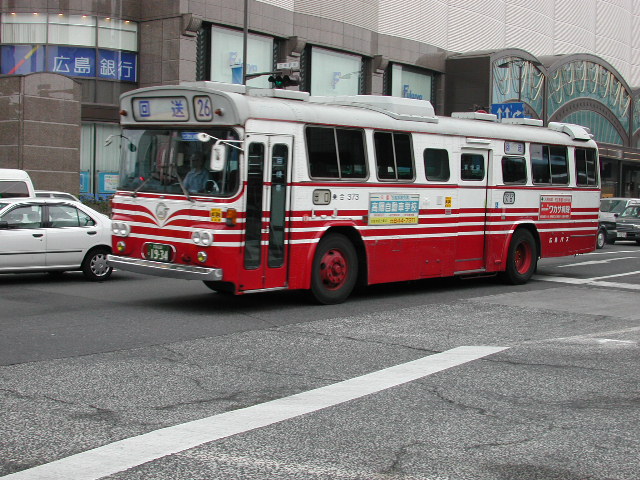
<box><xmin>550</xmin><ymin>146</ymin><xmax>568</xmax><ymax>184</ymax></box>
<box><xmin>575</xmin><ymin>148</ymin><xmax>598</xmax><ymax>186</ymax></box>
<box><xmin>424</xmin><ymin>148</ymin><xmax>450</xmax><ymax>181</ymax></box>
<box><xmin>502</xmin><ymin>156</ymin><xmax>527</xmax><ymax>184</ymax></box>
<box><xmin>460</xmin><ymin>153</ymin><xmax>485</xmax><ymax>181</ymax></box>
<box><xmin>531</xmin><ymin>143</ymin><xmax>550</xmax><ymax>184</ymax></box>
<box><xmin>306</xmin><ymin>126</ymin><xmax>339</xmax><ymax>178</ymax></box>
<box><xmin>374</xmin><ymin>131</ymin><xmax>414</xmax><ymax>181</ymax></box>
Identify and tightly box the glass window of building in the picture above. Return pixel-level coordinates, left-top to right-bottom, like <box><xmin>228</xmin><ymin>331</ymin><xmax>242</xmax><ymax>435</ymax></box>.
<box><xmin>390</xmin><ymin>64</ymin><xmax>433</xmax><ymax>102</ymax></box>
<box><xmin>48</xmin><ymin>14</ymin><xmax>96</xmax><ymax>46</ymax></box>
<box><xmin>98</xmin><ymin>18</ymin><xmax>138</xmax><ymax>51</ymax></box>
<box><xmin>81</xmin><ymin>123</ymin><xmax>122</xmax><ymax>199</ymax></box>
<box><xmin>311</xmin><ymin>47</ymin><xmax>361</xmax><ymax>96</ymax></box>
<box><xmin>1</xmin><ymin>13</ymin><xmax>47</xmax><ymax>43</ymax></box>
<box><xmin>210</xmin><ymin>26</ymin><xmax>273</xmax><ymax>88</ymax></box>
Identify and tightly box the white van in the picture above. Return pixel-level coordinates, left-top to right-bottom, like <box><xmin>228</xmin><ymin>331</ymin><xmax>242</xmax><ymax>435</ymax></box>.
<box><xmin>0</xmin><ymin>169</ymin><xmax>35</xmax><ymax>198</ymax></box>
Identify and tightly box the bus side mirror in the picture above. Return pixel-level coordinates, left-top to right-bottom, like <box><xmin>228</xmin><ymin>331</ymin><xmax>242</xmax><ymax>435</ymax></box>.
<box><xmin>210</xmin><ymin>143</ymin><xmax>227</xmax><ymax>172</ymax></box>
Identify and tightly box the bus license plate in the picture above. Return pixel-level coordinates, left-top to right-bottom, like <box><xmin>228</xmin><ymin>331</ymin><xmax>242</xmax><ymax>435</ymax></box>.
<box><xmin>146</xmin><ymin>243</ymin><xmax>172</xmax><ymax>262</ymax></box>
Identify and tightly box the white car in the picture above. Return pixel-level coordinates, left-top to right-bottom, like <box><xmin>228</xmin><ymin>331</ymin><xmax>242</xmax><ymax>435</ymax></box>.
<box><xmin>0</xmin><ymin>197</ymin><xmax>113</xmax><ymax>281</ymax></box>
<box><xmin>35</xmin><ymin>190</ymin><xmax>80</xmax><ymax>202</ymax></box>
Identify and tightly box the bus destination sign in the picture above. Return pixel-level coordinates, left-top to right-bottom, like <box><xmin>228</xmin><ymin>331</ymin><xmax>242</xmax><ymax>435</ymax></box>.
<box><xmin>132</xmin><ymin>97</ymin><xmax>190</xmax><ymax>122</ymax></box>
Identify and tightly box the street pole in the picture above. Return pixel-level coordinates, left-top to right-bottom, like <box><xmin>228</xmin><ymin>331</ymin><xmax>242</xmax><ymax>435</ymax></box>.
<box><xmin>242</xmin><ymin>0</ymin><xmax>248</xmax><ymax>85</ymax></box>
<box><xmin>517</xmin><ymin>61</ymin><xmax>523</xmax><ymax>102</ymax></box>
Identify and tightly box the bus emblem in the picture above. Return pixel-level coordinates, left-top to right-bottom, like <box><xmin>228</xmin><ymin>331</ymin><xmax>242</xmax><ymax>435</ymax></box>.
<box><xmin>156</xmin><ymin>202</ymin><xmax>169</xmax><ymax>221</ymax></box>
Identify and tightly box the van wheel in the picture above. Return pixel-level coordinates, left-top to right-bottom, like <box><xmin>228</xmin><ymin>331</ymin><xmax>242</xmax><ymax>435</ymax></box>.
<box><xmin>310</xmin><ymin>234</ymin><xmax>358</xmax><ymax>304</ymax></box>
<box><xmin>500</xmin><ymin>229</ymin><xmax>537</xmax><ymax>285</ymax></box>
<box><xmin>82</xmin><ymin>247</ymin><xmax>113</xmax><ymax>281</ymax></box>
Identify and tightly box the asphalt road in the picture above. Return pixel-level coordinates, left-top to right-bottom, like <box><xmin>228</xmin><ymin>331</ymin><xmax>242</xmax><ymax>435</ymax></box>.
<box><xmin>1</xmin><ymin>242</ymin><xmax>639</xmax><ymax>480</ymax></box>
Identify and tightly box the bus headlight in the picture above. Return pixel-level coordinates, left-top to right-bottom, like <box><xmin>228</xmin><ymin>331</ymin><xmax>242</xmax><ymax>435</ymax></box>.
<box><xmin>191</xmin><ymin>230</ymin><xmax>213</xmax><ymax>246</ymax></box>
<box><xmin>112</xmin><ymin>222</ymin><xmax>131</xmax><ymax>237</ymax></box>
<box><xmin>196</xmin><ymin>251</ymin><xmax>208</xmax><ymax>263</ymax></box>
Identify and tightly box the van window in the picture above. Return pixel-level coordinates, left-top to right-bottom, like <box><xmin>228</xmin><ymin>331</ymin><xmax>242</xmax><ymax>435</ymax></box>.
<box><xmin>0</xmin><ymin>181</ymin><xmax>31</xmax><ymax>198</ymax></box>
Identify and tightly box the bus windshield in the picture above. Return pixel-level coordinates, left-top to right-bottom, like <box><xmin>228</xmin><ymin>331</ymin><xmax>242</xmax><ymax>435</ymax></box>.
<box><xmin>117</xmin><ymin>128</ymin><xmax>240</xmax><ymax>197</ymax></box>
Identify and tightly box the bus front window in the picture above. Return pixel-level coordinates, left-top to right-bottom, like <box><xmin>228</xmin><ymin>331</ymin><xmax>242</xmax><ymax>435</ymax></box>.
<box><xmin>118</xmin><ymin>129</ymin><xmax>240</xmax><ymax>197</ymax></box>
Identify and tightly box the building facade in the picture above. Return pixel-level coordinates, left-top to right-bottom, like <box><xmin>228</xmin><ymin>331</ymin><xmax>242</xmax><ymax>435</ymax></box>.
<box><xmin>1</xmin><ymin>0</ymin><xmax>639</xmax><ymax>198</ymax></box>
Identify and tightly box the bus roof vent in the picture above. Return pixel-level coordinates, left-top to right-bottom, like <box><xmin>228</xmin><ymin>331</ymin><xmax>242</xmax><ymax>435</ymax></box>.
<box><xmin>181</xmin><ymin>81</ymin><xmax>247</xmax><ymax>94</ymax></box>
<box><xmin>451</xmin><ymin>111</ymin><xmax>498</xmax><ymax>122</ymax></box>
<box><xmin>548</xmin><ymin>122</ymin><xmax>592</xmax><ymax>140</ymax></box>
<box><xmin>501</xmin><ymin>117</ymin><xmax>543</xmax><ymax>127</ymax></box>
<box><xmin>247</xmin><ymin>88</ymin><xmax>310</xmax><ymax>101</ymax></box>
<box><xmin>309</xmin><ymin>95</ymin><xmax>439</xmax><ymax>123</ymax></box>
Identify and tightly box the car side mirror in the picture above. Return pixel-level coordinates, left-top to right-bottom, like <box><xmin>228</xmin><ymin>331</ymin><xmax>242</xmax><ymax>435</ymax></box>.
<box><xmin>210</xmin><ymin>142</ymin><xmax>228</xmax><ymax>172</ymax></box>
<box><xmin>0</xmin><ymin>220</ymin><xmax>8</xmax><ymax>229</ymax></box>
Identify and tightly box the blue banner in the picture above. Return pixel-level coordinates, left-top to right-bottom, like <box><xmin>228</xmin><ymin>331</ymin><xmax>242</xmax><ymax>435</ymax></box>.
<box><xmin>1</xmin><ymin>45</ymin><xmax>46</xmax><ymax>75</ymax></box>
<box><xmin>47</xmin><ymin>46</ymin><xmax>95</xmax><ymax>77</ymax></box>
<box><xmin>98</xmin><ymin>50</ymin><xmax>137</xmax><ymax>82</ymax></box>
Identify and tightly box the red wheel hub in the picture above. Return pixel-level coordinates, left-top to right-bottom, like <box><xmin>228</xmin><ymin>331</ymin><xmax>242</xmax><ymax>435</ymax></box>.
<box><xmin>319</xmin><ymin>249</ymin><xmax>348</xmax><ymax>290</ymax></box>
<box><xmin>514</xmin><ymin>241</ymin><xmax>533</xmax><ymax>274</ymax></box>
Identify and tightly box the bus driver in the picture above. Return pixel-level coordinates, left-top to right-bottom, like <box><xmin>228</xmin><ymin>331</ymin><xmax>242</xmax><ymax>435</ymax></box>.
<box><xmin>183</xmin><ymin>152</ymin><xmax>210</xmax><ymax>193</ymax></box>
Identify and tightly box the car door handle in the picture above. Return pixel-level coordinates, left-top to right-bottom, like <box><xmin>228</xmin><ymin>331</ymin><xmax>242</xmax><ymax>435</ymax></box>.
<box><xmin>32</xmin><ymin>233</ymin><xmax>44</xmax><ymax>238</ymax></box>
<box><xmin>87</xmin><ymin>231</ymin><xmax>97</xmax><ymax>235</ymax></box>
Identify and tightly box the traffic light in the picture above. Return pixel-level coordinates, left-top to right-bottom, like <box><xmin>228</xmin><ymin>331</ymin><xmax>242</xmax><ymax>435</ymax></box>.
<box><xmin>268</xmin><ymin>73</ymin><xmax>300</xmax><ymax>89</ymax></box>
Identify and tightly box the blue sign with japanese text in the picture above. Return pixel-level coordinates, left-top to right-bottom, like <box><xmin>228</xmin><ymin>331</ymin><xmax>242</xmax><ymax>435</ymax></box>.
<box><xmin>98</xmin><ymin>50</ymin><xmax>137</xmax><ymax>82</ymax></box>
<box><xmin>47</xmin><ymin>46</ymin><xmax>95</xmax><ymax>77</ymax></box>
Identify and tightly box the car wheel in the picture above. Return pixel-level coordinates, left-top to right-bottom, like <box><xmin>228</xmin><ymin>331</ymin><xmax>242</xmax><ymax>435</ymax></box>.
<box><xmin>499</xmin><ymin>229</ymin><xmax>538</xmax><ymax>285</ymax></box>
<box><xmin>82</xmin><ymin>247</ymin><xmax>113</xmax><ymax>281</ymax></box>
<box><xmin>310</xmin><ymin>234</ymin><xmax>358</xmax><ymax>304</ymax></box>
<box><xmin>596</xmin><ymin>228</ymin><xmax>606</xmax><ymax>249</ymax></box>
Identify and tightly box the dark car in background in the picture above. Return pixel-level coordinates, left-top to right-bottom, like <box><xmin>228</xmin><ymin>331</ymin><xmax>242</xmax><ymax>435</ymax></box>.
<box><xmin>615</xmin><ymin>204</ymin><xmax>640</xmax><ymax>245</ymax></box>
<box><xmin>599</xmin><ymin>197</ymin><xmax>640</xmax><ymax>244</ymax></box>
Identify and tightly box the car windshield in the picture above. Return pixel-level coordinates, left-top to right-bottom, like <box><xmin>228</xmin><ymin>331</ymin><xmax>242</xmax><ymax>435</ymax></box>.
<box><xmin>117</xmin><ymin>128</ymin><xmax>241</xmax><ymax>197</ymax></box>
<box><xmin>600</xmin><ymin>199</ymin><xmax>635</xmax><ymax>214</ymax></box>
<box><xmin>619</xmin><ymin>206</ymin><xmax>640</xmax><ymax>218</ymax></box>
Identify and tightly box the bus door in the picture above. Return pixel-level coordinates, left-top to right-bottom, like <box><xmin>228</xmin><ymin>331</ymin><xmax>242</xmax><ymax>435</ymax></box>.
<box><xmin>454</xmin><ymin>149</ymin><xmax>490</xmax><ymax>273</ymax></box>
<box><xmin>241</xmin><ymin>134</ymin><xmax>292</xmax><ymax>291</ymax></box>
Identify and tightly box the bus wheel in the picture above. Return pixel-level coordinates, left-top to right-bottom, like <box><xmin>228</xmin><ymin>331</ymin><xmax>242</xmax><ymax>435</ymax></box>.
<box><xmin>500</xmin><ymin>229</ymin><xmax>537</xmax><ymax>285</ymax></box>
<box><xmin>311</xmin><ymin>234</ymin><xmax>358</xmax><ymax>304</ymax></box>
<box><xmin>596</xmin><ymin>227</ymin><xmax>606</xmax><ymax>249</ymax></box>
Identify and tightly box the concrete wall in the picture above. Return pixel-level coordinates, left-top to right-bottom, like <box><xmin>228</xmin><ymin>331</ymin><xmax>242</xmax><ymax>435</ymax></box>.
<box><xmin>0</xmin><ymin>74</ymin><xmax>81</xmax><ymax>194</ymax></box>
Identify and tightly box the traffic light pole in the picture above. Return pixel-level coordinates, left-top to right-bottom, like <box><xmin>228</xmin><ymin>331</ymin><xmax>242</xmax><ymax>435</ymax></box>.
<box><xmin>242</xmin><ymin>0</ymin><xmax>248</xmax><ymax>85</ymax></box>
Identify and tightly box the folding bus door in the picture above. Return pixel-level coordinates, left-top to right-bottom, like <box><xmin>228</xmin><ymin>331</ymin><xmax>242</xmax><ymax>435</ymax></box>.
<box><xmin>454</xmin><ymin>149</ymin><xmax>490</xmax><ymax>273</ymax></box>
<box><xmin>241</xmin><ymin>134</ymin><xmax>292</xmax><ymax>292</ymax></box>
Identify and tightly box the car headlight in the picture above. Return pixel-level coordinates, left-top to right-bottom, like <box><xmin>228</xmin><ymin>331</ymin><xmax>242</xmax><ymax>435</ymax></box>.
<box><xmin>191</xmin><ymin>230</ymin><xmax>213</xmax><ymax>246</ymax></box>
<box><xmin>111</xmin><ymin>222</ymin><xmax>131</xmax><ymax>237</ymax></box>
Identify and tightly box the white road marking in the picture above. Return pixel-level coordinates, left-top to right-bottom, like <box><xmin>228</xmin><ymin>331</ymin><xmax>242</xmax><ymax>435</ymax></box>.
<box><xmin>2</xmin><ymin>346</ymin><xmax>507</xmax><ymax>480</ymax></box>
<box><xmin>556</xmin><ymin>256</ymin><xmax>637</xmax><ymax>267</ymax></box>
<box><xmin>536</xmin><ymin>275</ymin><xmax>640</xmax><ymax>290</ymax></box>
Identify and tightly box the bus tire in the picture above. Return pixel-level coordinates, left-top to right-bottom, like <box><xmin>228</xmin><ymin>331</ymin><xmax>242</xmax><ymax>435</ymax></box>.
<box><xmin>596</xmin><ymin>227</ymin><xmax>606</xmax><ymax>249</ymax></box>
<box><xmin>310</xmin><ymin>234</ymin><xmax>358</xmax><ymax>304</ymax></box>
<box><xmin>500</xmin><ymin>229</ymin><xmax>537</xmax><ymax>285</ymax></box>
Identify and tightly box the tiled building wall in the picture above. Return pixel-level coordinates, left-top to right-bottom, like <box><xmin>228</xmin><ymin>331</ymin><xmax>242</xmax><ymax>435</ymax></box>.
<box><xmin>0</xmin><ymin>74</ymin><xmax>81</xmax><ymax>193</ymax></box>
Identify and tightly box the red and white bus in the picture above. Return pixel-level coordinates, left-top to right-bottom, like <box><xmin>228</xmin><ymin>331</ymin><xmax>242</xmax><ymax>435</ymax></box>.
<box><xmin>107</xmin><ymin>82</ymin><xmax>600</xmax><ymax>303</ymax></box>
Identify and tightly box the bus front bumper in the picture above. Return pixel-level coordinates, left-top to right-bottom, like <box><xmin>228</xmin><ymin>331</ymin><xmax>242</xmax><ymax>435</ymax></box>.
<box><xmin>107</xmin><ymin>255</ymin><xmax>223</xmax><ymax>281</ymax></box>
